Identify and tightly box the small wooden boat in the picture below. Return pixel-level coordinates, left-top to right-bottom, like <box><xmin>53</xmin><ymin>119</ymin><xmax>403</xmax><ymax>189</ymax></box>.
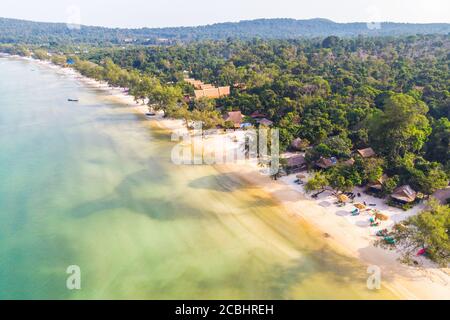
<box><xmin>68</xmin><ymin>99</ymin><xmax>79</xmax><ymax>102</ymax></box>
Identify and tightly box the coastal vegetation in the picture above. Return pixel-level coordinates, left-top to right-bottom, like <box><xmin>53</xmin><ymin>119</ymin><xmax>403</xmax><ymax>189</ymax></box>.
<box><xmin>377</xmin><ymin>198</ymin><xmax>450</xmax><ymax>267</ymax></box>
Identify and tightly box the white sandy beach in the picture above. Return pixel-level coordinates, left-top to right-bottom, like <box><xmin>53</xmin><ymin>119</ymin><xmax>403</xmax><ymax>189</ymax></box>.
<box><xmin>218</xmin><ymin>160</ymin><xmax>450</xmax><ymax>300</ymax></box>
<box><xmin>10</xmin><ymin>55</ymin><xmax>449</xmax><ymax>300</ymax></box>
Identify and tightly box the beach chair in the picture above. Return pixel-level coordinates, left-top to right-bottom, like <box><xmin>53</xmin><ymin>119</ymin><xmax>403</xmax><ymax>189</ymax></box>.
<box><xmin>384</xmin><ymin>236</ymin><xmax>396</xmax><ymax>245</ymax></box>
<box><xmin>369</xmin><ymin>217</ymin><xmax>380</xmax><ymax>227</ymax></box>
<box><xmin>417</xmin><ymin>248</ymin><xmax>427</xmax><ymax>256</ymax></box>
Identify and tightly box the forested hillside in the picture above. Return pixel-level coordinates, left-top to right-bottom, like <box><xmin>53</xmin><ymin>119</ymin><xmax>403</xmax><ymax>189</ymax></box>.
<box><xmin>1</xmin><ymin>17</ymin><xmax>449</xmax><ymax>44</ymax></box>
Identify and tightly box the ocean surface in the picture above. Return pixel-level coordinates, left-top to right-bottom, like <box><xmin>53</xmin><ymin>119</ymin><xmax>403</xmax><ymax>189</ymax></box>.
<box><xmin>0</xmin><ymin>57</ymin><xmax>397</xmax><ymax>299</ymax></box>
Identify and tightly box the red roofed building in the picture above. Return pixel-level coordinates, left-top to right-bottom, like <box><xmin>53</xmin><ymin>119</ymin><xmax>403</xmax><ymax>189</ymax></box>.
<box><xmin>200</xmin><ymin>83</ymin><xmax>214</xmax><ymax>90</ymax></box>
<box><xmin>316</xmin><ymin>157</ymin><xmax>337</xmax><ymax>169</ymax></box>
<box><xmin>258</xmin><ymin>118</ymin><xmax>274</xmax><ymax>127</ymax></box>
<box><xmin>194</xmin><ymin>86</ymin><xmax>231</xmax><ymax>99</ymax></box>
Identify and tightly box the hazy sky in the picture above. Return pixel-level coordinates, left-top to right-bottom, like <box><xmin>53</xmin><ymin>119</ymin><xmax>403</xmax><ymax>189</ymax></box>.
<box><xmin>0</xmin><ymin>0</ymin><xmax>449</xmax><ymax>28</ymax></box>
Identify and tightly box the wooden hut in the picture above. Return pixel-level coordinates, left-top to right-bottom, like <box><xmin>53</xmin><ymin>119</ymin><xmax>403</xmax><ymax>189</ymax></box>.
<box><xmin>391</xmin><ymin>185</ymin><xmax>417</xmax><ymax>203</ymax></box>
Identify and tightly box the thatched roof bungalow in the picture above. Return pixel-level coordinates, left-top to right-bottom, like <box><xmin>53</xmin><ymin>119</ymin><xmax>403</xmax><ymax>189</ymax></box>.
<box><xmin>285</xmin><ymin>155</ymin><xmax>307</xmax><ymax>173</ymax></box>
<box><xmin>258</xmin><ymin>118</ymin><xmax>273</xmax><ymax>127</ymax></box>
<box><xmin>391</xmin><ymin>185</ymin><xmax>417</xmax><ymax>203</ymax></box>
<box><xmin>316</xmin><ymin>157</ymin><xmax>337</xmax><ymax>169</ymax></box>
<box><xmin>223</xmin><ymin>111</ymin><xmax>245</xmax><ymax>129</ymax></box>
<box><xmin>368</xmin><ymin>174</ymin><xmax>389</xmax><ymax>192</ymax></box>
<box><xmin>432</xmin><ymin>187</ymin><xmax>450</xmax><ymax>205</ymax></box>
<box><xmin>357</xmin><ymin>147</ymin><xmax>376</xmax><ymax>158</ymax></box>
<box><xmin>343</xmin><ymin>158</ymin><xmax>355</xmax><ymax>166</ymax></box>
<box><xmin>291</xmin><ymin>138</ymin><xmax>309</xmax><ymax>151</ymax></box>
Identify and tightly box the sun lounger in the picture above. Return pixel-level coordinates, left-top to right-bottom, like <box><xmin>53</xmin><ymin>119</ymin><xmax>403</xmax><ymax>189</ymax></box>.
<box><xmin>384</xmin><ymin>236</ymin><xmax>396</xmax><ymax>245</ymax></box>
<box><xmin>376</xmin><ymin>229</ymin><xmax>389</xmax><ymax>237</ymax></box>
<box><xmin>417</xmin><ymin>248</ymin><xmax>427</xmax><ymax>256</ymax></box>
<box><xmin>371</xmin><ymin>222</ymin><xmax>380</xmax><ymax>227</ymax></box>
<box><xmin>369</xmin><ymin>217</ymin><xmax>380</xmax><ymax>227</ymax></box>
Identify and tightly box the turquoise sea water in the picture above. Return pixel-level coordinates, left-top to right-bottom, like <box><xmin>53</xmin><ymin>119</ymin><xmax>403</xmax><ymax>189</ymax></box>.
<box><xmin>0</xmin><ymin>58</ymin><xmax>397</xmax><ymax>299</ymax></box>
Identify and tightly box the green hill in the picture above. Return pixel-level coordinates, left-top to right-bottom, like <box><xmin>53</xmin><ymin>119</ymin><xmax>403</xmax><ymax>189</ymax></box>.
<box><xmin>1</xmin><ymin>17</ymin><xmax>449</xmax><ymax>45</ymax></box>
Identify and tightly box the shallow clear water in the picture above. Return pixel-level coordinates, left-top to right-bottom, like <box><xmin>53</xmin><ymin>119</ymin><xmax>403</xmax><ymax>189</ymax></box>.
<box><xmin>0</xmin><ymin>58</ymin><xmax>397</xmax><ymax>299</ymax></box>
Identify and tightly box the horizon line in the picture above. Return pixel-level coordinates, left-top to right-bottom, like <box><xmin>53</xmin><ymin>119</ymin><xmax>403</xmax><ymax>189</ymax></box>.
<box><xmin>1</xmin><ymin>16</ymin><xmax>450</xmax><ymax>30</ymax></box>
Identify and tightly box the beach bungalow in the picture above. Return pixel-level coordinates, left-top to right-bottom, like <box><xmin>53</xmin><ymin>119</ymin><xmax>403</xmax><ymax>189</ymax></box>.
<box><xmin>224</xmin><ymin>111</ymin><xmax>245</xmax><ymax>129</ymax></box>
<box><xmin>250</xmin><ymin>111</ymin><xmax>267</xmax><ymax>119</ymax></box>
<box><xmin>432</xmin><ymin>187</ymin><xmax>450</xmax><ymax>205</ymax></box>
<box><xmin>291</xmin><ymin>138</ymin><xmax>309</xmax><ymax>151</ymax></box>
<box><xmin>257</xmin><ymin>118</ymin><xmax>273</xmax><ymax>127</ymax></box>
<box><xmin>368</xmin><ymin>174</ymin><xmax>388</xmax><ymax>192</ymax></box>
<box><xmin>285</xmin><ymin>155</ymin><xmax>307</xmax><ymax>174</ymax></box>
<box><xmin>343</xmin><ymin>158</ymin><xmax>355</xmax><ymax>166</ymax></box>
<box><xmin>316</xmin><ymin>157</ymin><xmax>337</xmax><ymax>170</ymax></box>
<box><xmin>357</xmin><ymin>147</ymin><xmax>376</xmax><ymax>158</ymax></box>
<box><xmin>391</xmin><ymin>185</ymin><xmax>417</xmax><ymax>203</ymax></box>
<box><xmin>218</xmin><ymin>86</ymin><xmax>231</xmax><ymax>96</ymax></box>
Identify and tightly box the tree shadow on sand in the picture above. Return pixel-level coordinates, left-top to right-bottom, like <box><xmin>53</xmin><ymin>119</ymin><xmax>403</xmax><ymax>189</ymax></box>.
<box><xmin>68</xmin><ymin>169</ymin><xmax>206</xmax><ymax>221</ymax></box>
<box><xmin>188</xmin><ymin>173</ymin><xmax>255</xmax><ymax>193</ymax></box>
<box><xmin>266</xmin><ymin>246</ymin><xmax>375</xmax><ymax>299</ymax></box>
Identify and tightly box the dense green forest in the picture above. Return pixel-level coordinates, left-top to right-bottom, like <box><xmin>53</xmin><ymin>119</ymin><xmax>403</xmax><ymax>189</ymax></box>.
<box><xmin>1</xmin><ymin>17</ymin><xmax>450</xmax><ymax>45</ymax></box>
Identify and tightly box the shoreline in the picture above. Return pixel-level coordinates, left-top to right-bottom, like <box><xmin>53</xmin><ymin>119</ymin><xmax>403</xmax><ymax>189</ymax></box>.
<box><xmin>218</xmin><ymin>161</ymin><xmax>450</xmax><ymax>300</ymax></box>
<box><xmin>5</xmin><ymin>54</ymin><xmax>449</xmax><ymax>300</ymax></box>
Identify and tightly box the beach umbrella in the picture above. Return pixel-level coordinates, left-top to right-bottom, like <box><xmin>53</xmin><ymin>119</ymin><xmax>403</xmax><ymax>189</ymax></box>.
<box><xmin>296</xmin><ymin>174</ymin><xmax>306</xmax><ymax>179</ymax></box>
<box><xmin>338</xmin><ymin>194</ymin><xmax>349</xmax><ymax>203</ymax></box>
<box><xmin>375</xmin><ymin>213</ymin><xmax>389</xmax><ymax>221</ymax></box>
<box><xmin>354</xmin><ymin>203</ymin><xmax>366</xmax><ymax>210</ymax></box>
